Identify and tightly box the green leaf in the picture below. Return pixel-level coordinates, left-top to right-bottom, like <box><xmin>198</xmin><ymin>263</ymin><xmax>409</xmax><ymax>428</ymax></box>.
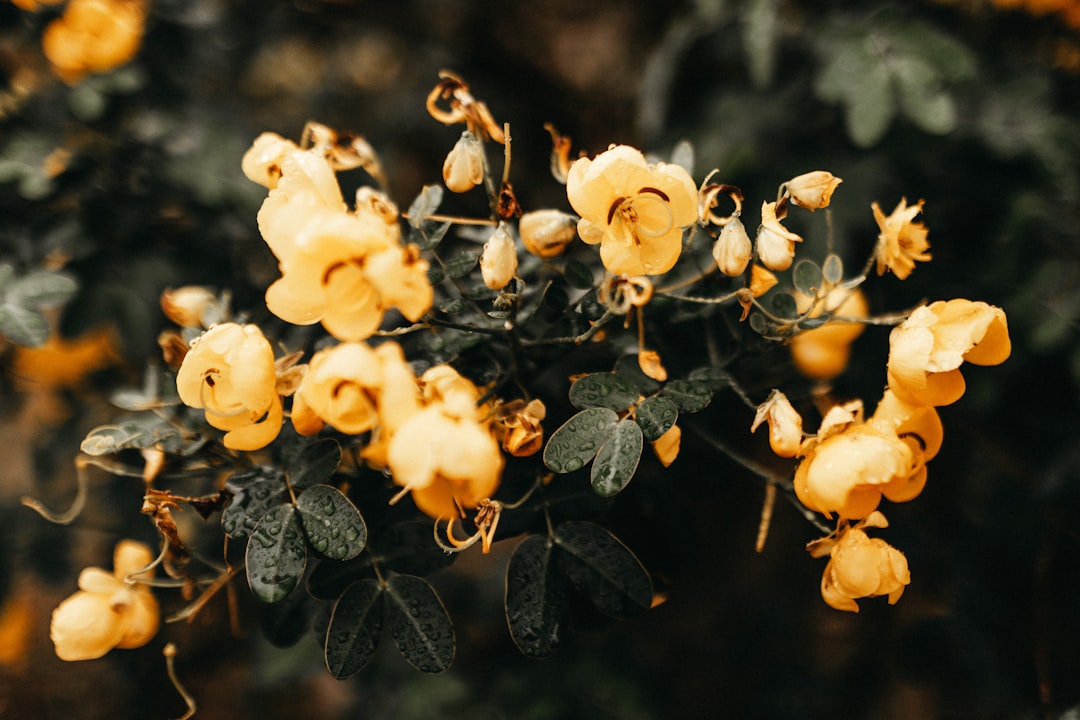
<box><xmin>505</xmin><ymin>534</ymin><xmax>569</xmax><ymax>659</ymax></box>
<box><xmin>296</xmin><ymin>485</ymin><xmax>367</xmax><ymax>561</ymax></box>
<box><xmin>444</xmin><ymin>251</ymin><xmax>479</xmax><ymax>279</ymax></box>
<box><xmin>568</xmin><ymin>373</ymin><xmax>639</xmax><ymax>411</ymax></box>
<box><xmin>635</xmin><ymin>396</ymin><xmax>678</xmax><ymax>441</ymax></box>
<box><xmin>798</xmin><ymin>315</ymin><xmax>831</xmax><ymax>330</ymax></box>
<box><xmin>412</xmin><ymin>220</ymin><xmax>451</xmax><ymax>252</ymax></box>
<box><xmin>407</xmin><ymin>185</ymin><xmax>444</xmax><ymax>229</ymax></box>
<box><xmin>822</xmin><ymin>254</ymin><xmax>844</xmax><ymax>285</ymax></box>
<box><xmin>222</xmin><ymin>467</ymin><xmax>287</xmax><ymax>539</ymax></box>
<box><xmin>553</xmin><ymin>522</ymin><xmax>653</xmax><ymax>618</ymax></box>
<box><xmin>289</xmin><ymin>438</ymin><xmax>342</xmax><ymax>490</ymax></box>
<box><xmin>384</xmin><ymin>575</ymin><xmax>455</xmax><ymax>673</ymax></box>
<box><xmin>543</xmin><ymin>407</ymin><xmax>619</xmax><ymax>474</ymax></box>
<box><xmin>742</xmin><ymin>0</ymin><xmax>780</xmax><ymax>89</ymax></box>
<box><xmin>369</xmin><ymin>521</ymin><xmax>457</xmax><ymax>577</ymax></box>
<box><xmin>563</xmin><ymin>259</ymin><xmax>595</xmax><ymax>289</ymax></box>
<box><xmin>0</xmin><ymin>303</ymin><xmax>47</xmax><ymax>346</ymax></box>
<box><xmin>792</xmin><ymin>260</ymin><xmax>822</xmax><ymax>297</ymax></box>
<box><xmin>661</xmin><ymin>379</ymin><xmax>713</xmax><ymax>413</ymax></box>
<box><xmin>79</xmin><ymin>417</ymin><xmax>186</xmax><ymax>456</ymax></box>
<box><xmin>246</xmin><ymin>504</ymin><xmax>308</xmax><ymax>603</ymax></box>
<box><xmin>590</xmin><ymin>419</ymin><xmax>643</xmax><ymax>497</ymax></box>
<box><xmin>8</xmin><ymin>271</ymin><xmax>78</xmax><ymax>308</ymax></box>
<box><xmin>324</xmin><ymin>579</ymin><xmax>385</xmax><ymax>678</ymax></box>
<box><xmin>891</xmin><ymin>55</ymin><xmax>956</xmax><ymax>135</ymax></box>
<box><xmin>613</xmin><ymin>353</ymin><xmax>663</xmax><ymax>395</ymax></box>
<box><xmin>770</xmin><ymin>292</ymin><xmax>798</xmax><ymax>319</ymax></box>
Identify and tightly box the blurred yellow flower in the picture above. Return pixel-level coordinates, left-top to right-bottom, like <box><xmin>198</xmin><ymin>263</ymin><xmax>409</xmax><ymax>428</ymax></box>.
<box><xmin>42</xmin><ymin>0</ymin><xmax>145</xmax><ymax>84</ymax></box>
<box><xmin>789</xmin><ymin>287</ymin><xmax>869</xmax><ymax>381</ymax></box>
<box><xmin>887</xmin><ymin>299</ymin><xmax>1011</xmax><ymax>406</ymax></box>
<box><xmin>50</xmin><ymin>540</ymin><xmax>159</xmax><ymax>661</ymax></box>
<box><xmin>175</xmin><ymin>323</ymin><xmax>283</xmax><ymax>451</ymax></box>
<box><xmin>566</xmin><ymin>145</ymin><xmax>697</xmax><ymax>276</ymax></box>
<box><xmin>872</xmin><ymin>198</ymin><xmax>931</xmax><ymax>280</ymax></box>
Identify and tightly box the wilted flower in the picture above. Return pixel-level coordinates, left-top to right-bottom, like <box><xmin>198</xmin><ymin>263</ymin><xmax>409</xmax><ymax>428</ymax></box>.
<box><xmin>493</xmin><ymin>398</ymin><xmax>546</xmax><ymax>457</ymax></box>
<box><xmin>443</xmin><ymin>131</ymin><xmax>486</xmax><ymax>193</ymax></box>
<box><xmin>809</xmin><ymin>513</ymin><xmax>910</xmax><ymax>613</ymax></box>
<box><xmin>784</xmin><ymin>171</ymin><xmax>842</xmax><ymax>211</ymax></box>
<box><xmin>887</xmin><ymin>299</ymin><xmax>1011</xmax><ymax>406</ymax></box>
<box><xmin>751</xmin><ymin>389</ymin><xmax>803</xmax><ymax>457</ymax></box>
<box><xmin>755</xmin><ymin>200</ymin><xmax>802</xmax><ymax>272</ymax></box>
<box><xmin>711</xmin><ymin>215</ymin><xmax>752</xmax><ymax>277</ymax></box>
<box><xmin>519</xmin><ymin>209</ymin><xmax>578</xmax><ymax>258</ymax></box>
<box><xmin>789</xmin><ymin>287</ymin><xmax>869</xmax><ymax>381</ymax></box>
<box><xmin>176</xmin><ymin>323</ymin><xmax>283</xmax><ymax>451</ymax></box>
<box><xmin>50</xmin><ymin>540</ymin><xmax>159</xmax><ymax>661</ymax></box>
<box><xmin>480</xmin><ymin>222</ymin><xmax>518</xmax><ymax>290</ymax></box>
<box><xmin>566</xmin><ymin>145</ymin><xmax>697</xmax><ymax>276</ymax></box>
<box><xmin>873</xmin><ymin>198</ymin><xmax>931</xmax><ymax>280</ymax></box>
<box><xmin>42</xmin><ymin>0</ymin><xmax>145</xmax><ymax>84</ymax></box>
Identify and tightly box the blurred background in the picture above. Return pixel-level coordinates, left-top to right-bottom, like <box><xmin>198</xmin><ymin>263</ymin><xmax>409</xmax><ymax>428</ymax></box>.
<box><xmin>1</xmin><ymin>0</ymin><xmax>1079</xmax><ymax>718</ymax></box>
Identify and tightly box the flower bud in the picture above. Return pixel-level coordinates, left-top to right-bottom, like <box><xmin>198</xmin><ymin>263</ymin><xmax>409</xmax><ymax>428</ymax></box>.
<box><xmin>785</xmin><ymin>171</ymin><xmax>842</xmax><ymax>211</ymax></box>
<box><xmin>756</xmin><ymin>201</ymin><xmax>801</xmax><ymax>272</ymax></box>
<box><xmin>519</xmin><ymin>209</ymin><xmax>577</xmax><ymax>258</ymax></box>
<box><xmin>711</xmin><ymin>215</ymin><xmax>752</xmax><ymax>276</ymax></box>
<box><xmin>751</xmin><ymin>389</ymin><xmax>804</xmax><ymax>457</ymax></box>
<box><xmin>160</xmin><ymin>286</ymin><xmax>217</xmax><ymax>328</ymax></box>
<box><xmin>442</xmin><ymin>131</ymin><xmax>485</xmax><ymax>193</ymax></box>
<box><xmin>480</xmin><ymin>222</ymin><xmax>518</xmax><ymax>290</ymax></box>
<box><xmin>241</xmin><ymin>132</ymin><xmax>297</xmax><ymax>189</ymax></box>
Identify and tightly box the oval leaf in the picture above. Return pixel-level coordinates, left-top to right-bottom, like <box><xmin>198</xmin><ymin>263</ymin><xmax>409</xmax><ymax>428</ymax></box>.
<box><xmin>505</xmin><ymin>534</ymin><xmax>569</xmax><ymax>659</ymax></box>
<box><xmin>660</xmin><ymin>379</ymin><xmax>714</xmax><ymax>413</ymax></box>
<box><xmin>553</xmin><ymin>521</ymin><xmax>653</xmax><ymax>618</ymax></box>
<box><xmin>543</xmin><ymin>407</ymin><xmax>619</xmax><ymax>474</ymax></box>
<box><xmin>296</xmin><ymin>485</ymin><xmax>367</xmax><ymax>561</ymax></box>
<box><xmin>792</xmin><ymin>259</ymin><xmax>823</xmax><ymax>296</ymax></box>
<box><xmin>445</xmin><ymin>251</ymin><xmax>479</xmax><ymax>279</ymax></box>
<box><xmin>221</xmin><ymin>467</ymin><xmax>287</xmax><ymax>539</ymax></box>
<box><xmin>406</xmin><ymin>184</ymin><xmax>444</xmax><ymax>229</ymax></box>
<box><xmin>369</xmin><ymin>521</ymin><xmax>457</xmax><ymax>577</ymax></box>
<box><xmin>0</xmin><ymin>303</ymin><xmax>48</xmax><ymax>347</ymax></box>
<box><xmin>246</xmin><ymin>504</ymin><xmax>307</xmax><ymax>603</ymax></box>
<box><xmin>568</xmin><ymin>373</ymin><xmax>639</xmax><ymax>411</ymax></box>
<box><xmin>770</xmin><ymin>291</ymin><xmax>798</xmax><ymax>319</ymax></box>
<box><xmin>289</xmin><ymin>438</ymin><xmax>342</xmax><ymax>490</ymax></box>
<box><xmin>385</xmin><ymin>575</ymin><xmax>455</xmax><ymax>673</ymax></box>
<box><xmin>634</xmin><ymin>396</ymin><xmax>678</xmax><ymax>441</ymax></box>
<box><xmin>822</xmin><ymin>253</ymin><xmax>844</xmax><ymax>285</ymax></box>
<box><xmin>324</xmin><ymin>579</ymin><xmax>385</xmax><ymax>679</ymax></box>
<box><xmin>563</xmin><ymin>259</ymin><xmax>595</xmax><ymax>289</ymax></box>
<box><xmin>590</xmin><ymin>419</ymin><xmax>643</xmax><ymax>497</ymax></box>
<box><xmin>8</xmin><ymin>271</ymin><xmax>78</xmax><ymax>308</ymax></box>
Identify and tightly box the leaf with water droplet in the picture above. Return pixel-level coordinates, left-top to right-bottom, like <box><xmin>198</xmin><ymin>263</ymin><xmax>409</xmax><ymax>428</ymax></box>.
<box><xmin>634</xmin><ymin>396</ymin><xmax>678</xmax><ymax>441</ymax></box>
<box><xmin>505</xmin><ymin>534</ymin><xmax>569</xmax><ymax>659</ymax></box>
<box><xmin>369</xmin><ymin>522</ymin><xmax>457</xmax><ymax>576</ymax></box>
<box><xmin>324</xmin><ymin>579</ymin><xmax>385</xmax><ymax>679</ymax></box>
<box><xmin>553</xmin><ymin>521</ymin><xmax>653</xmax><ymax>618</ymax></box>
<box><xmin>590</xmin><ymin>418</ymin><xmax>642</xmax><ymax>497</ymax></box>
<box><xmin>260</xmin><ymin>581</ymin><xmax>311</xmax><ymax>648</ymax></box>
<box><xmin>287</xmin><ymin>438</ymin><xmax>342</xmax><ymax>490</ymax></box>
<box><xmin>384</xmin><ymin>575</ymin><xmax>454</xmax><ymax>673</ymax></box>
<box><xmin>296</xmin><ymin>484</ymin><xmax>367</xmax><ymax>561</ymax></box>
<box><xmin>246</xmin><ymin>504</ymin><xmax>307</xmax><ymax>603</ymax></box>
<box><xmin>543</xmin><ymin>407</ymin><xmax>619</xmax><ymax>474</ymax></box>
<box><xmin>568</xmin><ymin>373</ymin><xmax>639</xmax><ymax>412</ymax></box>
<box><xmin>221</xmin><ymin>466</ymin><xmax>287</xmax><ymax>539</ymax></box>
<box><xmin>660</xmin><ymin>379</ymin><xmax>714</xmax><ymax>414</ymax></box>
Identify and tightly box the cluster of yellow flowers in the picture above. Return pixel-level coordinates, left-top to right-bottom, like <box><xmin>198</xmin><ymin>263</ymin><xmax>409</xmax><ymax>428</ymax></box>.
<box><xmin>13</xmin><ymin>0</ymin><xmax>148</xmax><ymax>84</ymax></box>
<box><xmin>753</xmin><ymin>195</ymin><xmax>1011</xmax><ymax>609</ymax></box>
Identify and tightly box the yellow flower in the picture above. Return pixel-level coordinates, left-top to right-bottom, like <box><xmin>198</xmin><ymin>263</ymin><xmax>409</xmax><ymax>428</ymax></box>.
<box><xmin>176</xmin><ymin>323</ymin><xmax>283</xmax><ymax>451</ymax></box>
<box><xmin>50</xmin><ymin>540</ymin><xmax>159</xmax><ymax>661</ymax></box>
<box><xmin>42</xmin><ymin>0</ymin><xmax>145</xmax><ymax>84</ymax></box>
<box><xmin>887</xmin><ymin>299</ymin><xmax>1011</xmax><ymax>407</ymax></box>
<box><xmin>794</xmin><ymin>390</ymin><xmax>941</xmax><ymax>519</ymax></box>
<box><xmin>872</xmin><ymin>198</ymin><xmax>931</xmax><ymax>280</ymax></box>
<box><xmin>294</xmin><ymin>342</ymin><xmax>384</xmax><ymax>435</ymax></box>
<box><xmin>810</xmin><ymin>514</ymin><xmax>910</xmax><ymax>613</ymax></box>
<box><xmin>386</xmin><ymin>366</ymin><xmax>504</xmax><ymax>519</ymax></box>
<box><xmin>755</xmin><ymin>200</ymin><xmax>802</xmax><ymax>272</ymax></box>
<box><xmin>789</xmin><ymin>287</ymin><xmax>869</xmax><ymax>381</ymax></box>
<box><xmin>480</xmin><ymin>222</ymin><xmax>518</xmax><ymax>290</ymax></box>
<box><xmin>255</xmin><ymin>150</ymin><xmax>347</xmax><ymax>259</ymax></box>
<box><xmin>784</xmin><ymin>171</ymin><xmax>842</xmax><ymax>211</ymax></box>
<box><xmin>711</xmin><ymin>215</ymin><xmax>752</xmax><ymax>277</ymax></box>
<box><xmin>650</xmin><ymin>423</ymin><xmax>682</xmax><ymax>467</ymax></box>
<box><xmin>519</xmin><ymin>209</ymin><xmax>577</xmax><ymax>258</ymax></box>
<box><xmin>442</xmin><ymin>131</ymin><xmax>486</xmax><ymax>193</ymax></box>
<box><xmin>751</xmin><ymin>389</ymin><xmax>803</xmax><ymax>458</ymax></box>
<box><xmin>566</xmin><ymin>145</ymin><xmax>697</xmax><ymax>276</ymax></box>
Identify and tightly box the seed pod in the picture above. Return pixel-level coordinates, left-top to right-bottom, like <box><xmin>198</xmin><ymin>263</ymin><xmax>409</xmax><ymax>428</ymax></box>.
<box><xmin>519</xmin><ymin>209</ymin><xmax>577</xmax><ymax>258</ymax></box>
<box><xmin>442</xmin><ymin>131</ymin><xmax>485</xmax><ymax>193</ymax></box>
<box><xmin>480</xmin><ymin>222</ymin><xmax>518</xmax><ymax>290</ymax></box>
